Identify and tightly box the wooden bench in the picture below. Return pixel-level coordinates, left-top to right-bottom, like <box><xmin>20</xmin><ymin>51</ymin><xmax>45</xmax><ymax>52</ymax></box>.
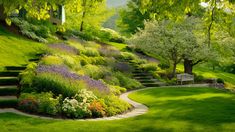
<box><xmin>177</xmin><ymin>73</ymin><xmax>194</xmax><ymax>85</ymax></box>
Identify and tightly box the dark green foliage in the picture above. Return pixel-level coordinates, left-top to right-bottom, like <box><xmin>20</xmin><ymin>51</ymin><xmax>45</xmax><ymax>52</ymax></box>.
<box><xmin>217</xmin><ymin>78</ymin><xmax>225</xmax><ymax>84</ymax></box>
<box><xmin>158</xmin><ymin>63</ymin><xmax>170</xmax><ymax>70</ymax></box>
<box><xmin>223</xmin><ymin>64</ymin><xmax>235</xmax><ymax>74</ymax></box>
<box><xmin>194</xmin><ymin>75</ymin><xmax>205</xmax><ymax>83</ymax></box>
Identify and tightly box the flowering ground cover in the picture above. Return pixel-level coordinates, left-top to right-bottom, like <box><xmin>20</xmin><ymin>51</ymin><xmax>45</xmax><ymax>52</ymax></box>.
<box><xmin>1</xmin><ymin>87</ymin><xmax>235</xmax><ymax>132</ymax></box>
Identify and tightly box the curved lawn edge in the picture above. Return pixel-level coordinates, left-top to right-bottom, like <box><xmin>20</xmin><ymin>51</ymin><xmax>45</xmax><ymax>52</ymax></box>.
<box><xmin>0</xmin><ymin>84</ymin><xmax>219</xmax><ymax>121</ymax></box>
<box><xmin>0</xmin><ymin>89</ymin><xmax>149</xmax><ymax>121</ymax></box>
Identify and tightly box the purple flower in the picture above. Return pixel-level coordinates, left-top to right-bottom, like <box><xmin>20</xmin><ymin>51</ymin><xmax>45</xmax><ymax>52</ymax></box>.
<box><xmin>37</xmin><ymin>65</ymin><xmax>110</xmax><ymax>94</ymax></box>
<box><xmin>49</xmin><ymin>43</ymin><xmax>78</xmax><ymax>54</ymax></box>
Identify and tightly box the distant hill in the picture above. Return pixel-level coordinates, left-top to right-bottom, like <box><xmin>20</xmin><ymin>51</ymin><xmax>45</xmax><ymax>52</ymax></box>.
<box><xmin>106</xmin><ymin>0</ymin><xmax>128</xmax><ymax>8</ymax></box>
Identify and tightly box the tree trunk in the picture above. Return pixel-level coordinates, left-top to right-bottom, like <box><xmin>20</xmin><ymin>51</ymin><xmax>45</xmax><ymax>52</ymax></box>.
<box><xmin>80</xmin><ymin>11</ymin><xmax>86</xmax><ymax>32</ymax></box>
<box><xmin>184</xmin><ymin>58</ymin><xmax>193</xmax><ymax>74</ymax></box>
<box><xmin>172</xmin><ymin>62</ymin><xmax>177</xmax><ymax>78</ymax></box>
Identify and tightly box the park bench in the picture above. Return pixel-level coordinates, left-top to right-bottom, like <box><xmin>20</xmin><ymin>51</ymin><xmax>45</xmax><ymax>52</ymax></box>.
<box><xmin>177</xmin><ymin>73</ymin><xmax>194</xmax><ymax>85</ymax></box>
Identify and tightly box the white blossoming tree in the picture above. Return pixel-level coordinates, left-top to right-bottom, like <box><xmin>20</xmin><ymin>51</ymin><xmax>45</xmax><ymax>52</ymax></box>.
<box><xmin>130</xmin><ymin>17</ymin><xmax>212</xmax><ymax>77</ymax></box>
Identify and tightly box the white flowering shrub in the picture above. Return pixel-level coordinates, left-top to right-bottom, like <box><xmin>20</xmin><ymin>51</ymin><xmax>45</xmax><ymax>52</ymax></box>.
<box><xmin>62</xmin><ymin>89</ymin><xmax>97</xmax><ymax>118</ymax></box>
<box><xmin>74</xmin><ymin>89</ymin><xmax>97</xmax><ymax>103</ymax></box>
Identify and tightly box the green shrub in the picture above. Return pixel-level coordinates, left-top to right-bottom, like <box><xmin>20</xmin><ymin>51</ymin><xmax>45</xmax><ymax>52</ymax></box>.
<box><xmin>114</xmin><ymin>72</ymin><xmax>142</xmax><ymax>89</ymax></box>
<box><xmin>11</xmin><ymin>17</ymin><xmax>49</xmax><ymax>43</ymax></box>
<box><xmin>82</xmin><ymin>47</ymin><xmax>100</xmax><ymax>57</ymax></box>
<box><xmin>78</xmin><ymin>55</ymin><xmax>106</xmax><ymax>66</ymax></box>
<box><xmin>109</xmin><ymin>85</ymin><xmax>126</xmax><ymax>95</ymax></box>
<box><xmin>79</xmin><ymin>65</ymin><xmax>110</xmax><ymax>80</ymax></box>
<box><xmin>103</xmin><ymin>95</ymin><xmax>131</xmax><ymax>116</ymax></box>
<box><xmin>60</xmin><ymin>55</ymin><xmax>79</xmax><ymax>69</ymax></box>
<box><xmin>19</xmin><ymin>92</ymin><xmax>60</xmax><ymax>116</ymax></box>
<box><xmin>33</xmin><ymin>73</ymin><xmax>86</xmax><ymax>97</ymax></box>
<box><xmin>158</xmin><ymin>63</ymin><xmax>170</xmax><ymax>69</ymax></box>
<box><xmin>20</xmin><ymin>62</ymin><xmax>37</xmax><ymax>88</ymax></box>
<box><xmin>194</xmin><ymin>75</ymin><xmax>205</xmax><ymax>83</ymax></box>
<box><xmin>217</xmin><ymin>78</ymin><xmax>225</xmax><ymax>84</ymax></box>
<box><xmin>103</xmin><ymin>76</ymin><xmax>120</xmax><ymax>86</ymax></box>
<box><xmin>99</xmin><ymin>46</ymin><xmax>121</xmax><ymax>58</ymax></box>
<box><xmin>37</xmin><ymin>92</ymin><xmax>61</xmax><ymax>115</ymax></box>
<box><xmin>120</xmin><ymin>52</ymin><xmax>138</xmax><ymax>60</ymax></box>
<box><xmin>41</xmin><ymin>56</ymin><xmax>64</xmax><ymax>65</ymax></box>
<box><xmin>140</xmin><ymin>63</ymin><xmax>158</xmax><ymax>72</ymax></box>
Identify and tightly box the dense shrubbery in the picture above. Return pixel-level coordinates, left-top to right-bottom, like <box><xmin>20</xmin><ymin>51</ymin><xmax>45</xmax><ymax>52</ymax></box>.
<box><xmin>18</xmin><ymin>41</ymin><xmax>145</xmax><ymax>118</ymax></box>
<box><xmin>11</xmin><ymin>17</ymin><xmax>57</xmax><ymax>43</ymax></box>
<box><xmin>66</xmin><ymin>28</ymin><xmax>126</xmax><ymax>43</ymax></box>
<box><xmin>19</xmin><ymin>92</ymin><xmax>60</xmax><ymax>115</ymax></box>
<box><xmin>140</xmin><ymin>63</ymin><xmax>158</xmax><ymax>72</ymax></box>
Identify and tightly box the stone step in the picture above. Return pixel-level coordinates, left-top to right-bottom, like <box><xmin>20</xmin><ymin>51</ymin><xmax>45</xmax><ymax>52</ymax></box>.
<box><xmin>133</xmin><ymin>76</ymin><xmax>153</xmax><ymax>80</ymax></box>
<box><xmin>132</xmin><ymin>71</ymin><xmax>145</xmax><ymax>73</ymax></box>
<box><xmin>0</xmin><ymin>87</ymin><xmax>18</xmax><ymax>96</ymax></box>
<box><xmin>133</xmin><ymin>74</ymin><xmax>152</xmax><ymax>77</ymax></box>
<box><xmin>0</xmin><ymin>85</ymin><xmax>17</xmax><ymax>89</ymax></box>
<box><xmin>142</xmin><ymin>83</ymin><xmax>161</xmax><ymax>87</ymax></box>
<box><xmin>0</xmin><ymin>77</ymin><xmax>18</xmax><ymax>85</ymax></box>
<box><xmin>5</xmin><ymin>66</ymin><xmax>26</xmax><ymax>71</ymax></box>
<box><xmin>29</xmin><ymin>58</ymin><xmax>40</xmax><ymax>62</ymax></box>
<box><xmin>0</xmin><ymin>71</ymin><xmax>20</xmax><ymax>77</ymax></box>
<box><xmin>0</xmin><ymin>96</ymin><xmax>18</xmax><ymax>108</ymax></box>
<box><xmin>138</xmin><ymin>80</ymin><xmax>156</xmax><ymax>83</ymax></box>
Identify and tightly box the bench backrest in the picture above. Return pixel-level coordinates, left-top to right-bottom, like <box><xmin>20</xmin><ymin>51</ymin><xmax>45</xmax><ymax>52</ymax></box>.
<box><xmin>177</xmin><ymin>73</ymin><xmax>194</xmax><ymax>81</ymax></box>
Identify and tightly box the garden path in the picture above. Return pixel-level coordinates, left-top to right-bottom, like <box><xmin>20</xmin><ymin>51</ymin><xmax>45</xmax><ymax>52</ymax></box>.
<box><xmin>0</xmin><ymin>84</ymin><xmax>213</xmax><ymax>120</ymax></box>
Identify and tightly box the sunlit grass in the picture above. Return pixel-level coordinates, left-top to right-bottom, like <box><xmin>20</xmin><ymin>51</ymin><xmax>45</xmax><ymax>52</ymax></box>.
<box><xmin>1</xmin><ymin>87</ymin><xmax>235</xmax><ymax>132</ymax></box>
<box><xmin>103</xmin><ymin>41</ymin><xmax>127</xmax><ymax>50</ymax></box>
<box><xmin>177</xmin><ymin>64</ymin><xmax>235</xmax><ymax>86</ymax></box>
<box><xmin>0</xmin><ymin>26</ymin><xmax>45</xmax><ymax>67</ymax></box>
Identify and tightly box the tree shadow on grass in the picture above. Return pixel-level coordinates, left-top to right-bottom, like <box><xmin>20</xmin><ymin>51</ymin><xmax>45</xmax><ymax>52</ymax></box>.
<box><xmin>138</xmin><ymin>88</ymin><xmax>235</xmax><ymax>131</ymax></box>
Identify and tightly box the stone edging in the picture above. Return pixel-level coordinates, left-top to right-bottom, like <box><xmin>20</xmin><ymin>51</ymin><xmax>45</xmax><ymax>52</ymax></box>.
<box><xmin>0</xmin><ymin>88</ymin><xmax>149</xmax><ymax>121</ymax></box>
<box><xmin>0</xmin><ymin>84</ymin><xmax>222</xmax><ymax>121</ymax></box>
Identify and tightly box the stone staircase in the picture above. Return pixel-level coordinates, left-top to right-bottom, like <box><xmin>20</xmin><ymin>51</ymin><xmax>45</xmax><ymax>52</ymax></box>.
<box><xmin>0</xmin><ymin>66</ymin><xmax>26</xmax><ymax>108</ymax></box>
<box><xmin>123</xmin><ymin>59</ymin><xmax>165</xmax><ymax>88</ymax></box>
<box><xmin>0</xmin><ymin>53</ymin><xmax>43</xmax><ymax>108</ymax></box>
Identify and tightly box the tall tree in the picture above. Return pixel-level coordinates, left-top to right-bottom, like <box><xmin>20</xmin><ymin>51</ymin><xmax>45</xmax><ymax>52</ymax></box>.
<box><xmin>130</xmin><ymin>17</ymin><xmax>211</xmax><ymax>76</ymax></box>
<box><xmin>118</xmin><ymin>0</ymin><xmax>203</xmax><ymax>35</ymax></box>
<box><xmin>79</xmin><ymin>0</ymin><xmax>105</xmax><ymax>32</ymax></box>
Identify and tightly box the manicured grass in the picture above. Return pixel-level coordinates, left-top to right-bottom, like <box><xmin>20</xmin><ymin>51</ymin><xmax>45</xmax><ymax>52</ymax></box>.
<box><xmin>177</xmin><ymin>64</ymin><xmax>235</xmax><ymax>86</ymax></box>
<box><xmin>1</xmin><ymin>87</ymin><xmax>235</xmax><ymax>132</ymax></box>
<box><xmin>103</xmin><ymin>41</ymin><xmax>127</xmax><ymax>50</ymax></box>
<box><xmin>0</xmin><ymin>26</ymin><xmax>45</xmax><ymax>67</ymax></box>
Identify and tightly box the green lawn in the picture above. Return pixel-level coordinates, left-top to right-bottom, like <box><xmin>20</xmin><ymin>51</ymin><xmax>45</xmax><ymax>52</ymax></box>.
<box><xmin>1</xmin><ymin>87</ymin><xmax>235</xmax><ymax>132</ymax></box>
<box><xmin>0</xmin><ymin>26</ymin><xmax>45</xmax><ymax>67</ymax></box>
<box><xmin>103</xmin><ymin>41</ymin><xmax>127</xmax><ymax>50</ymax></box>
<box><xmin>177</xmin><ymin>64</ymin><xmax>235</xmax><ymax>87</ymax></box>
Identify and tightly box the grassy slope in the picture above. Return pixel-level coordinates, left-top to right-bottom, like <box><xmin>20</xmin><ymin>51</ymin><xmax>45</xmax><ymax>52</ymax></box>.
<box><xmin>177</xmin><ymin>64</ymin><xmax>235</xmax><ymax>86</ymax></box>
<box><xmin>103</xmin><ymin>41</ymin><xmax>127</xmax><ymax>50</ymax></box>
<box><xmin>1</xmin><ymin>87</ymin><xmax>235</xmax><ymax>132</ymax></box>
<box><xmin>0</xmin><ymin>26</ymin><xmax>45</xmax><ymax>67</ymax></box>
